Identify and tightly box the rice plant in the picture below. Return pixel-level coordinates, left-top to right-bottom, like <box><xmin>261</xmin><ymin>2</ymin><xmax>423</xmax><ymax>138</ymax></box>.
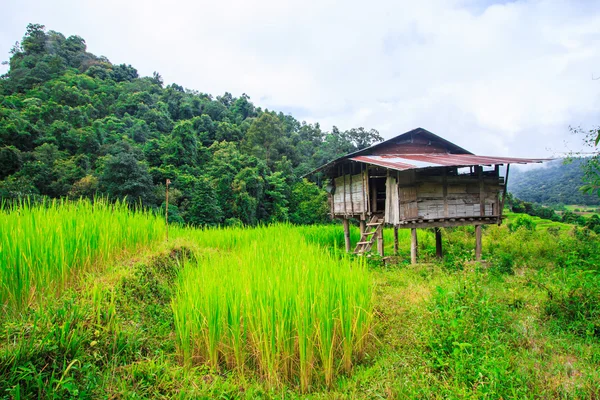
<box><xmin>0</xmin><ymin>198</ymin><xmax>165</xmax><ymax>316</ymax></box>
<box><xmin>171</xmin><ymin>225</ymin><xmax>373</xmax><ymax>392</ymax></box>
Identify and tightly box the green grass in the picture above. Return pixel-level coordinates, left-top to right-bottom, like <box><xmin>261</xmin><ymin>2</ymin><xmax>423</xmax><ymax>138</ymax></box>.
<box><xmin>0</xmin><ymin>198</ymin><xmax>165</xmax><ymax>315</ymax></box>
<box><xmin>1</xmin><ymin>205</ymin><xmax>600</xmax><ymax>398</ymax></box>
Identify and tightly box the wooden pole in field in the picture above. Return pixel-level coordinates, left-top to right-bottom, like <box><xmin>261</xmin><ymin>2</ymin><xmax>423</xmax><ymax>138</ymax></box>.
<box><xmin>475</xmin><ymin>225</ymin><xmax>482</xmax><ymax>261</ymax></box>
<box><xmin>343</xmin><ymin>218</ymin><xmax>351</xmax><ymax>253</ymax></box>
<box><xmin>377</xmin><ymin>226</ymin><xmax>384</xmax><ymax>257</ymax></box>
<box><xmin>410</xmin><ymin>228</ymin><xmax>418</xmax><ymax>264</ymax></box>
<box><xmin>435</xmin><ymin>227</ymin><xmax>443</xmax><ymax>259</ymax></box>
<box><xmin>166</xmin><ymin>179</ymin><xmax>171</xmax><ymax>242</ymax></box>
<box><xmin>498</xmin><ymin>164</ymin><xmax>511</xmax><ymax>225</ymax></box>
<box><xmin>393</xmin><ymin>226</ymin><xmax>399</xmax><ymax>255</ymax></box>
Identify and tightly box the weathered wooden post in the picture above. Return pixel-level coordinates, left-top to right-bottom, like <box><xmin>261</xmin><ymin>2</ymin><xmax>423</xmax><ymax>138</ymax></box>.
<box><xmin>343</xmin><ymin>218</ymin><xmax>351</xmax><ymax>253</ymax></box>
<box><xmin>165</xmin><ymin>178</ymin><xmax>171</xmax><ymax>242</ymax></box>
<box><xmin>359</xmin><ymin>219</ymin><xmax>366</xmax><ymax>236</ymax></box>
<box><xmin>377</xmin><ymin>225</ymin><xmax>384</xmax><ymax>257</ymax></box>
<box><xmin>410</xmin><ymin>228</ymin><xmax>418</xmax><ymax>264</ymax></box>
<box><xmin>393</xmin><ymin>226</ymin><xmax>399</xmax><ymax>255</ymax></box>
<box><xmin>475</xmin><ymin>225</ymin><xmax>482</xmax><ymax>261</ymax></box>
<box><xmin>435</xmin><ymin>227</ymin><xmax>443</xmax><ymax>259</ymax></box>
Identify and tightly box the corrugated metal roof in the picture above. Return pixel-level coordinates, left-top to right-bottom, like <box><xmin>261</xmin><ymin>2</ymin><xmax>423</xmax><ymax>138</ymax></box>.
<box><xmin>350</xmin><ymin>154</ymin><xmax>551</xmax><ymax>171</ymax></box>
<box><xmin>303</xmin><ymin>127</ymin><xmax>553</xmax><ymax>177</ymax></box>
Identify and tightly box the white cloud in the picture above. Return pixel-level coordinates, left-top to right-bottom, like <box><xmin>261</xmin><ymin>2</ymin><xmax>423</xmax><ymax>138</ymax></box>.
<box><xmin>1</xmin><ymin>0</ymin><xmax>599</xmax><ymax>158</ymax></box>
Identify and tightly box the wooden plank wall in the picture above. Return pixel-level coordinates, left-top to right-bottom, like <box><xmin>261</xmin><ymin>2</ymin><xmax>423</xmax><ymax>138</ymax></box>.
<box><xmin>332</xmin><ymin>173</ymin><xmax>366</xmax><ymax>215</ymax></box>
<box><xmin>415</xmin><ymin>176</ymin><xmax>500</xmax><ymax>220</ymax></box>
<box><xmin>394</xmin><ymin>168</ymin><xmax>501</xmax><ymax>221</ymax></box>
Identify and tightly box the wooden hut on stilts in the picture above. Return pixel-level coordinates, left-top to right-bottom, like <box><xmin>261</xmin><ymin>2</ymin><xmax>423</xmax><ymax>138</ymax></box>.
<box><xmin>307</xmin><ymin>128</ymin><xmax>549</xmax><ymax>263</ymax></box>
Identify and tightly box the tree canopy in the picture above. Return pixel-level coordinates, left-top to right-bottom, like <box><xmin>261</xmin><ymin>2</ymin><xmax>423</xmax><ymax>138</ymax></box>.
<box><xmin>0</xmin><ymin>24</ymin><xmax>383</xmax><ymax>226</ymax></box>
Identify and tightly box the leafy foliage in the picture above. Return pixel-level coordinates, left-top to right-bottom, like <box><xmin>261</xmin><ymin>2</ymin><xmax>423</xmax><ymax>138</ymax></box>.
<box><xmin>0</xmin><ymin>24</ymin><xmax>383</xmax><ymax>226</ymax></box>
<box><xmin>571</xmin><ymin>126</ymin><xmax>600</xmax><ymax>197</ymax></box>
<box><xmin>545</xmin><ymin>270</ymin><xmax>600</xmax><ymax>338</ymax></box>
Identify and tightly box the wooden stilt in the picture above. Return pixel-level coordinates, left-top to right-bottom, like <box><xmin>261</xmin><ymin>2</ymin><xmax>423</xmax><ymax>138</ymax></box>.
<box><xmin>359</xmin><ymin>219</ymin><xmax>366</xmax><ymax>236</ymax></box>
<box><xmin>393</xmin><ymin>226</ymin><xmax>399</xmax><ymax>255</ymax></box>
<box><xmin>377</xmin><ymin>224</ymin><xmax>384</xmax><ymax>257</ymax></box>
<box><xmin>410</xmin><ymin>228</ymin><xmax>418</xmax><ymax>264</ymax></box>
<box><xmin>475</xmin><ymin>225</ymin><xmax>482</xmax><ymax>261</ymax></box>
<box><xmin>343</xmin><ymin>218</ymin><xmax>351</xmax><ymax>253</ymax></box>
<box><xmin>435</xmin><ymin>227</ymin><xmax>442</xmax><ymax>259</ymax></box>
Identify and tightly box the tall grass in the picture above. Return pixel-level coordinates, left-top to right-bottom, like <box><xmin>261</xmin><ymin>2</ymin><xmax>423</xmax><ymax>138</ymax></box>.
<box><xmin>172</xmin><ymin>225</ymin><xmax>372</xmax><ymax>392</ymax></box>
<box><xmin>0</xmin><ymin>198</ymin><xmax>165</xmax><ymax>315</ymax></box>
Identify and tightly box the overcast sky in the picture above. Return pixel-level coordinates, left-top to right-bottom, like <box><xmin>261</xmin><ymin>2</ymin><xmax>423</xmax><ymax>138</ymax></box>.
<box><xmin>2</xmin><ymin>0</ymin><xmax>599</xmax><ymax>160</ymax></box>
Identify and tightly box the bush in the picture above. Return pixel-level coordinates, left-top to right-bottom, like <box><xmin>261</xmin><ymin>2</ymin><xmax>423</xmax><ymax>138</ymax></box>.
<box><xmin>545</xmin><ymin>270</ymin><xmax>600</xmax><ymax>338</ymax></box>
<box><xmin>426</xmin><ymin>275</ymin><xmax>522</xmax><ymax>396</ymax></box>
<box><xmin>508</xmin><ymin>215</ymin><xmax>536</xmax><ymax>232</ymax></box>
<box><xmin>490</xmin><ymin>251</ymin><xmax>515</xmax><ymax>275</ymax></box>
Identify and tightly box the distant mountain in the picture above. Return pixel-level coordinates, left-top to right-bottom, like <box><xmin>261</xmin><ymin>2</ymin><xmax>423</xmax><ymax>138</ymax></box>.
<box><xmin>508</xmin><ymin>158</ymin><xmax>599</xmax><ymax>206</ymax></box>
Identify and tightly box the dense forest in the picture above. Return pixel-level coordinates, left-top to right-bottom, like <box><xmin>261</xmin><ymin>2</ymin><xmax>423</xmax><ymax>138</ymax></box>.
<box><xmin>0</xmin><ymin>24</ymin><xmax>383</xmax><ymax>226</ymax></box>
<box><xmin>508</xmin><ymin>158</ymin><xmax>599</xmax><ymax>206</ymax></box>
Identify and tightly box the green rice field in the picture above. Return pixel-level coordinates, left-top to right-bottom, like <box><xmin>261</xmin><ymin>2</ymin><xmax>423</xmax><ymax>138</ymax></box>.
<box><xmin>1</xmin><ymin>200</ymin><xmax>600</xmax><ymax>398</ymax></box>
<box><xmin>0</xmin><ymin>199</ymin><xmax>164</xmax><ymax>315</ymax></box>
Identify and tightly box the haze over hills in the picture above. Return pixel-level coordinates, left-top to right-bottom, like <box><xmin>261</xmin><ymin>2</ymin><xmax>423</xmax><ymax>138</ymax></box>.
<box><xmin>508</xmin><ymin>158</ymin><xmax>599</xmax><ymax>206</ymax></box>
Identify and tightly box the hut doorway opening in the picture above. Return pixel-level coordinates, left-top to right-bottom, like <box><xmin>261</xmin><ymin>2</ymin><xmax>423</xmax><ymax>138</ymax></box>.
<box><xmin>369</xmin><ymin>175</ymin><xmax>386</xmax><ymax>214</ymax></box>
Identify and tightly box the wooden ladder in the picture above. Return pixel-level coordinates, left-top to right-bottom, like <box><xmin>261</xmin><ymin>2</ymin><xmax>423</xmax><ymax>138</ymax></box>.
<box><xmin>354</xmin><ymin>215</ymin><xmax>384</xmax><ymax>255</ymax></box>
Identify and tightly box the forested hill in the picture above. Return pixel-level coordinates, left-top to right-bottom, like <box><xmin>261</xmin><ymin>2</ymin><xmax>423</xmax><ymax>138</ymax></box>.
<box><xmin>0</xmin><ymin>24</ymin><xmax>383</xmax><ymax>226</ymax></box>
<box><xmin>509</xmin><ymin>158</ymin><xmax>599</xmax><ymax>206</ymax></box>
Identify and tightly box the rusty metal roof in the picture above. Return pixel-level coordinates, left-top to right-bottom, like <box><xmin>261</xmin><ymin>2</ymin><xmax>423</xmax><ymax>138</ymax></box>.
<box><xmin>350</xmin><ymin>154</ymin><xmax>551</xmax><ymax>171</ymax></box>
<box><xmin>304</xmin><ymin>127</ymin><xmax>553</xmax><ymax>177</ymax></box>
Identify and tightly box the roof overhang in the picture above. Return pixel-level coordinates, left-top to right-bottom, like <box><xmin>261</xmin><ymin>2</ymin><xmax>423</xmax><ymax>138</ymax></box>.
<box><xmin>302</xmin><ymin>127</ymin><xmax>553</xmax><ymax>178</ymax></box>
<box><xmin>350</xmin><ymin>154</ymin><xmax>552</xmax><ymax>171</ymax></box>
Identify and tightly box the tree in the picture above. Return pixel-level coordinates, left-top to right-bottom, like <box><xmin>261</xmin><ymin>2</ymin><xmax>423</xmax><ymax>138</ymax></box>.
<box><xmin>0</xmin><ymin>146</ymin><xmax>22</xmax><ymax>179</ymax></box>
<box><xmin>21</xmin><ymin>23</ymin><xmax>46</xmax><ymax>55</ymax></box>
<box><xmin>244</xmin><ymin>113</ymin><xmax>285</xmax><ymax>167</ymax></box>
<box><xmin>345</xmin><ymin>127</ymin><xmax>383</xmax><ymax>150</ymax></box>
<box><xmin>265</xmin><ymin>171</ymin><xmax>289</xmax><ymax>222</ymax></box>
<box><xmin>151</xmin><ymin>71</ymin><xmax>163</xmax><ymax>87</ymax></box>
<box><xmin>576</xmin><ymin>126</ymin><xmax>600</xmax><ymax>197</ymax></box>
<box><xmin>69</xmin><ymin>175</ymin><xmax>98</xmax><ymax>198</ymax></box>
<box><xmin>99</xmin><ymin>152</ymin><xmax>154</xmax><ymax>204</ymax></box>
<box><xmin>289</xmin><ymin>179</ymin><xmax>329</xmax><ymax>225</ymax></box>
<box><xmin>185</xmin><ymin>176</ymin><xmax>223</xmax><ymax>226</ymax></box>
<box><xmin>111</xmin><ymin>64</ymin><xmax>138</xmax><ymax>82</ymax></box>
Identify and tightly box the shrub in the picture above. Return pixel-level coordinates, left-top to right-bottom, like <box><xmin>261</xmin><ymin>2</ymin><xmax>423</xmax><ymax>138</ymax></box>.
<box><xmin>490</xmin><ymin>251</ymin><xmax>515</xmax><ymax>275</ymax></box>
<box><xmin>426</xmin><ymin>275</ymin><xmax>523</xmax><ymax>396</ymax></box>
<box><xmin>508</xmin><ymin>215</ymin><xmax>536</xmax><ymax>232</ymax></box>
<box><xmin>545</xmin><ymin>270</ymin><xmax>600</xmax><ymax>338</ymax></box>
